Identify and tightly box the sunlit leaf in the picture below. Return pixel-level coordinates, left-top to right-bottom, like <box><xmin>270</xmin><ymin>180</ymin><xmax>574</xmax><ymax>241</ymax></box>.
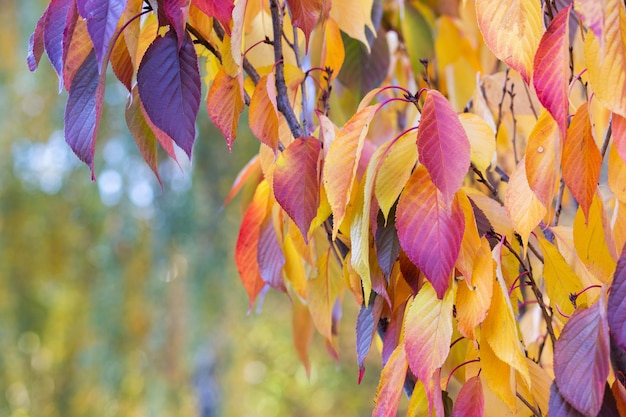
<box><xmin>323</xmin><ymin>105</ymin><xmax>379</xmax><ymax>238</ymax></box>
<box><xmin>563</xmin><ymin>103</ymin><xmax>602</xmax><ymax>222</ymax></box>
<box><xmin>417</xmin><ymin>90</ymin><xmax>470</xmax><ymax>205</ymax></box>
<box><xmin>458</xmin><ymin>113</ymin><xmax>495</xmax><ymax>173</ymax></box>
<box><xmin>396</xmin><ymin>166</ymin><xmax>464</xmax><ymax>298</ymax></box>
<box><xmin>574</xmin><ymin>0</ymin><xmax>606</xmax><ymax>42</ymax></box>
<box><xmin>476</xmin><ymin>0</ymin><xmax>542</xmax><ymax>83</ymax></box>
<box><xmin>125</xmin><ymin>86</ymin><xmax>160</xmax><ymax>181</ymax></box>
<box><xmin>525</xmin><ymin>111</ymin><xmax>560</xmax><ymax>208</ymax></box>
<box><xmin>554</xmin><ymin>292</ymin><xmax>610</xmax><ymax>417</ymax></box>
<box><xmin>372</xmin><ymin>343</ymin><xmax>408</xmax><ymax>417</ymax></box>
<box><xmin>533</xmin><ymin>5</ymin><xmax>571</xmax><ymax>140</ymax></box>
<box><xmin>249</xmin><ymin>73</ymin><xmax>280</xmax><ymax>151</ymax></box>
<box><xmin>283</xmin><ymin>232</ymin><xmax>307</xmax><ymax>299</ymax></box>
<box><xmin>137</xmin><ymin>31</ymin><xmax>201</xmax><ymax>158</ymax></box>
<box><xmin>330</xmin><ymin>0</ymin><xmax>374</xmax><ymax>49</ymax></box>
<box><xmin>609</xmin><ymin>145</ymin><xmax>626</xmax><ymax>204</ymax></box>
<box><xmin>292</xmin><ymin>296</ymin><xmax>315</xmax><ymax>378</ymax></box>
<box><xmin>206</xmin><ymin>68</ymin><xmax>245</xmax><ymax>151</ymax></box>
<box><xmin>306</xmin><ymin>248</ymin><xmax>342</xmax><ymax>341</ymax></box>
<box><xmin>608</xmin><ymin>247</ymin><xmax>626</xmax><ymax>351</ymax></box>
<box><xmin>614</xmin><ymin>114</ymin><xmax>626</xmax><ymax>164</ymax></box>
<box><xmin>192</xmin><ymin>0</ymin><xmax>234</xmax><ymax>34</ymax></box>
<box><xmin>321</xmin><ymin>17</ymin><xmax>344</xmax><ymax>80</ymax></box>
<box><xmin>456</xmin><ymin>190</ymin><xmax>482</xmax><ymax>286</ymax></box>
<box><xmin>480</xmin><ymin>331</ymin><xmax>516</xmax><ymax>410</ymax></box>
<box><xmin>452</xmin><ymin>376</ymin><xmax>483</xmax><ymax>417</ymax></box>
<box><xmin>273</xmin><ymin>137</ymin><xmax>321</xmax><ymax>242</ymax></box>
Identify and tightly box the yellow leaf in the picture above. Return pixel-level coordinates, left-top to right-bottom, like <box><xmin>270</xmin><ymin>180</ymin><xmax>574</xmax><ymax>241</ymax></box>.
<box><xmin>479</xmin><ymin>330</ymin><xmax>516</xmax><ymax>411</ymax></box>
<box><xmin>375</xmin><ymin>133</ymin><xmax>418</xmax><ymax>221</ymax></box>
<box><xmin>435</xmin><ymin>16</ymin><xmax>481</xmax><ymax>72</ymax></box>
<box><xmin>584</xmin><ymin>0</ymin><xmax>626</xmax><ymax>117</ymax></box>
<box><xmin>551</xmin><ymin>225</ymin><xmax>604</xmax><ymax>292</ymax></box>
<box><xmin>321</xmin><ymin>18</ymin><xmax>344</xmax><ymax>80</ymax></box>
<box><xmin>505</xmin><ymin>157</ymin><xmax>547</xmax><ymax>251</ymax></box>
<box><xmin>609</xmin><ymin>145</ymin><xmax>626</xmax><ymax>203</ymax></box>
<box><xmin>283</xmin><ymin>232</ymin><xmax>307</xmax><ymax>299</ymax></box>
<box><xmin>459</xmin><ymin>113</ymin><xmax>495</xmax><ymax>173</ymax></box>
<box><xmin>406</xmin><ymin>379</ymin><xmax>429</xmax><ymax>417</ymax></box>
<box><xmin>537</xmin><ymin>235</ymin><xmax>584</xmax><ymax>316</ymax></box>
<box><xmin>456</xmin><ymin>237</ymin><xmax>494</xmax><ymax>340</ymax></box>
<box><xmin>527</xmin><ymin>358</ymin><xmax>551</xmax><ymax>414</ymax></box>
<box><xmin>573</xmin><ymin>194</ymin><xmax>617</xmax><ymax>283</ymax></box>
<box><xmin>306</xmin><ymin>247</ymin><xmax>343</xmax><ymax>341</ymax></box>
<box><xmin>525</xmin><ymin>111</ymin><xmax>560</xmax><ymax>208</ymax></box>
<box><xmin>475</xmin><ymin>0</ymin><xmax>543</xmax><ymax>84</ymax></box>
<box><xmin>330</xmin><ymin>0</ymin><xmax>374</xmax><ymax>49</ymax></box>
<box><xmin>612</xmin><ymin>200</ymin><xmax>626</xmax><ymax>253</ymax></box>
<box><xmin>292</xmin><ymin>295</ymin><xmax>314</xmax><ymax>378</ymax></box>
<box><xmin>455</xmin><ymin>190</ymin><xmax>482</xmax><ymax>286</ymax></box>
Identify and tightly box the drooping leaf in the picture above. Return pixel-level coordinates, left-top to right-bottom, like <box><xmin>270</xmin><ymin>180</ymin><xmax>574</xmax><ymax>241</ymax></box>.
<box><xmin>223</xmin><ymin>155</ymin><xmax>262</xmax><ymax>207</ymax></box>
<box><xmin>306</xmin><ymin>248</ymin><xmax>342</xmax><ymax>341</ymax></box>
<box><xmin>337</xmin><ymin>27</ymin><xmax>389</xmax><ymax>96</ymax></box>
<box><xmin>125</xmin><ymin>86</ymin><xmax>160</xmax><ymax>181</ymax></box>
<box><xmin>455</xmin><ymin>237</ymin><xmax>494</xmax><ymax>340</ymax></box>
<box><xmin>562</xmin><ymin>103</ymin><xmax>602</xmax><ymax>222</ymax></box>
<box><xmin>206</xmin><ymin>68</ymin><xmax>245</xmax><ymax>150</ymax></box>
<box><xmin>476</xmin><ymin>0</ymin><xmax>543</xmax><ymax>84</ymax></box>
<box><xmin>396</xmin><ymin>166</ymin><xmax>464</xmax><ymax>298</ymax></box>
<box><xmin>608</xmin><ymin>248</ymin><xmax>626</xmax><ymax>351</ymax></box>
<box><xmin>64</xmin><ymin>50</ymin><xmax>101</xmax><ymax>178</ymax></box>
<box><xmin>480</xmin><ymin>331</ymin><xmax>516</xmax><ymax>410</ymax></box>
<box><xmin>321</xmin><ymin>17</ymin><xmax>344</xmax><ymax>80</ymax></box>
<box><xmin>235</xmin><ymin>181</ymin><xmax>271</xmax><ymax>309</ymax></box>
<box><xmin>323</xmin><ymin>105</ymin><xmax>379</xmax><ymax>238</ymax></box>
<box><xmin>584</xmin><ymin>0</ymin><xmax>626</xmax><ymax>117</ymax></box>
<box><xmin>505</xmin><ymin>156</ymin><xmax>547</xmax><ymax>250</ymax></box>
<box><xmin>526</xmin><ymin>111</ymin><xmax>560</xmax><ymax>207</ymax></box>
<box><xmin>375</xmin><ymin>209</ymin><xmax>400</xmax><ymax>280</ymax></box>
<box><xmin>372</xmin><ymin>343</ymin><xmax>408</xmax><ymax>417</ymax></box>
<box><xmin>537</xmin><ymin>235</ymin><xmax>584</xmax><ymax>317</ymax></box>
<box><xmin>292</xmin><ymin>296</ymin><xmax>315</xmax><ymax>378</ymax></box>
<box><xmin>139</xmin><ymin>96</ymin><xmax>179</xmax><ymax>164</ymax></box>
<box><xmin>137</xmin><ymin>30</ymin><xmax>201</xmax><ymax>158</ymax></box>
<box><xmin>257</xmin><ymin>215</ymin><xmax>285</xmax><ymax>292</ymax></box>
<box><xmin>283</xmin><ymin>232</ymin><xmax>307</xmax><ymax>300</ymax></box>
<box><xmin>76</xmin><ymin>0</ymin><xmax>127</xmax><ymax>72</ymax></box>
<box><xmin>609</xmin><ymin>145</ymin><xmax>626</xmax><ymax>204</ymax></box>
<box><xmin>162</xmin><ymin>0</ymin><xmax>190</xmax><ymax>49</ymax></box>
<box><xmin>533</xmin><ymin>5</ymin><xmax>571</xmax><ymax>141</ymax></box>
<box><xmin>330</xmin><ymin>0</ymin><xmax>374</xmax><ymax>49</ymax></box>
<box><xmin>614</xmin><ymin>113</ymin><xmax>626</xmax><ymax>164</ymax></box>
<box><xmin>273</xmin><ymin>137</ymin><xmax>322</xmax><ymax>242</ymax></box>
<box><xmin>549</xmin><ymin>382</ymin><xmax>586</xmax><ymax>417</ymax></box>
<box><xmin>249</xmin><ymin>73</ymin><xmax>280</xmax><ymax>151</ymax></box>
<box><xmin>192</xmin><ymin>0</ymin><xmax>234</xmax><ymax>34</ymax></box>
<box><xmin>110</xmin><ymin>23</ymin><xmax>134</xmax><ymax>91</ymax></box>
<box><xmin>554</xmin><ymin>292</ymin><xmax>610</xmax><ymax>417</ymax></box>
<box><xmin>63</xmin><ymin>16</ymin><xmax>93</xmax><ymax>92</ymax></box>
<box><xmin>455</xmin><ymin>190</ymin><xmax>482</xmax><ymax>286</ymax></box>
<box><xmin>452</xmin><ymin>376</ymin><xmax>484</xmax><ymax>417</ymax></box>
<box><xmin>27</xmin><ymin>6</ymin><xmax>47</xmax><ymax>71</ymax></box>
<box><xmin>417</xmin><ymin>90</ymin><xmax>470</xmax><ymax>204</ymax></box>
<box><xmin>356</xmin><ymin>296</ymin><xmax>382</xmax><ymax>382</ymax></box>
<box><xmin>44</xmin><ymin>0</ymin><xmax>73</xmax><ymax>90</ymax></box>
<box><xmin>458</xmin><ymin>113</ymin><xmax>495</xmax><ymax>174</ymax></box>
<box><xmin>285</xmin><ymin>0</ymin><xmax>324</xmax><ymax>47</ymax></box>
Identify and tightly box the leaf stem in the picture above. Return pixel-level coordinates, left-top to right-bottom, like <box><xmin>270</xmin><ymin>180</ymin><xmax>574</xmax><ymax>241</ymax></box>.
<box><xmin>517</xmin><ymin>391</ymin><xmax>542</xmax><ymax>417</ymax></box>
<box><xmin>445</xmin><ymin>359</ymin><xmax>480</xmax><ymax>390</ymax></box>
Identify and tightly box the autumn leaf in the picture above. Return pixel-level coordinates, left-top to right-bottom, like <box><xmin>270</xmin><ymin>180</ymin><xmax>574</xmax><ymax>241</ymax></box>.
<box><xmin>273</xmin><ymin>137</ymin><xmax>321</xmax><ymax>242</ymax></box>
<box><xmin>137</xmin><ymin>31</ymin><xmax>201</xmax><ymax>158</ymax></box>
<box><xmin>206</xmin><ymin>68</ymin><xmax>245</xmax><ymax>151</ymax></box>
<box><xmin>458</xmin><ymin>113</ymin><xmax>495</xmax><ymax>174</ymax></box>
<box><xmin>292</xmin><ymin>296</ymin><xmax>315</xmax><ymax>378</ymax></box>
<box><xmin>554</xmin><ymin>292</ymin><xmax>610</xmax><ymax>417</ymax></box>
<box><xmin>192</xmin><ymin>0</ymin><xmax>234</xmax><ymax>34</ymax></box>
<box><xmin>417</xmin><ymin>90</ymin><xmax>470</xmax><ymax>205</ymax></box>
<box><xmin>372</xmin><ymin>343</ymin><xmax>408</xmax><ymax>417</ymax></box>
<box><xmin>44</xmin><ymin>0</ymin><xmax>73</xmax><ymax>89</ymax></box>
<box><xmin>608</xmin><ymin>247</ymin><xmax>626</xmax><ymax>351</ymax></box>
<box><xmin>476</xmin><ymin>0</ymin><xmax>543</xmax><ymax>84</ymax></box>
<box><xmin>285</xmin><ymin>0</ymin><xmax>324</xmax><ymax>47</ymax></box>
<box><xmin>330</xmin><ymin>0</ymin><xmax>374</xmax><ymax>49</ymax></box>
<box><xmin>356</xmin><ymin>297</ymin><xmax>382</xmax><ymax>383</ymax></box>
<box><xmin>452</xmin><ymin>376</ymin><xmax>484</xmax><ymax>417</ymax></box>
<box><xmin>321</xmin><ymin>18</ymin><xmax>344</xmax><ymax>80</ymax></box>
<box><xmin>455</xmin><ymin>190</ymin><xmax>482</xmax><ymax>286</ymax></box>
<box><xmin>574</xmin><ymin>0</ymin><xmax>606</xmax><ymax>42</ymax></box>
<box><xmin>257</xmin><ymin>214</ymin><xmax>285</xmax><ymax>291</ymax></box>
<box><xmin>525</xmin><ymin>111</ymin><xmax>560</xmax><ymax>208</ymax></box>
<box><xmin>125</xmin><ymin>86</ymin><xmax>160</xmax><ymax>181</ymax></box>
<box><xmin>562</xmin><ymin>103</ymin><xmax>602</xmax><ymax>222</ymax></box>
<box><xmin>109</xmin><ymin>23</ymin><xmax>134</xmax><ymax>91</ymax></box>
<box><xmin>63</xmin><ymin>16</ymin><xmax>93</xmax><ymax>92</ymax></box>
<box><xmin>162</xmin><ymin>0</ymin><xmax>190</xmax><ymax>49</ymax></box>
<box><xmin>396</xmin><ymin>166</ymin><xmax>464</xmax><ymax>298</ymax></box>
<box><xmin>306</xmin><ymin>247</ymin><xmax>342</xmax><ymax>341</ymax></box>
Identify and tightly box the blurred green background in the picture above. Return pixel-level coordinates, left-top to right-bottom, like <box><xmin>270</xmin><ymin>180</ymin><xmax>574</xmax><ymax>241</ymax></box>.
<box><xmin>0</xmin><ymin>1</ymin><xmax>385</xmax><ymax>416</ymax></box>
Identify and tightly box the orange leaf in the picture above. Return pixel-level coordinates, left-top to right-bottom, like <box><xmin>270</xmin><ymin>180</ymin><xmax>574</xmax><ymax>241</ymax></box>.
<box><xmin>292</xmin><ymin>295</ymin><xmax>315</xmax><ymax>378</ymax></box>
<box><xmin>417</xmin><ymin>90</ymin><xmax>470</xmax><ymax>205</ymax></box>
<box><xmin>476</xmin><ymin>0</ymin><xmax>543</xmax><ymax>84</ymax></box>
<box><xmin>321</xmin><ymin>18</ymin><xmax>344</xmax><ymax>80</ymax></box>
<box><xmin>563</xmin><ymin>103</ymin><xmax>602</xmax><ymax>221</ymax></box>
<box><xmin>285</xmin><ymin>0</ymin><xmax>326</xmax><ymax>47</ymax></box>
<box><xmin>505</xmin><ymin>156</ymin><xmax>547</xmax><ymax>250</ymax></box>
<box><xmin>533</xmin><ymin>5</ymin><xmax>572</xmax><ymax>141</ymax></box>
<box><xmin>207</xmin><ymin>68</ymin><xmax>245</xmax><ymax>150</ymax></box>
<box><xmin>223</xmin><ymin>155</ymin><xmax>262</xmax><ymax>207</ymax></box>
<box><xmin>235</xmin><ymin>180</ymin><xmax>271</xmax><ymax>308</ymax></box>
<box><xmin>63</xmin><ymin>18</ymin><xmax>92</xmax><ymax>92</ymax></box>
<box><xmin>396</xmin><ymin>166</ymin><xmax>465</xmax><ymax>298</ymax></box>
<box><xmin>306</xmin><ymin>247</ymin><xmax>342</xmax><ymax>341</ymax></box>
<box><xmin>609</xmin><ymin>144</ymin><xmax>626</xmax><ymax>203</ymax></box>
<box><xmin>249</xmin><ymin>75</ymin><xmax>279</xmax><ymax>150</ymax></box>
<box><xmin>323</xmin><ymin>105</ymin><xmax>379</xmax><ymax>238</ymax></box>
<box><xmin>455</xmin><ymin>190</ymin><xmax>482</xmax><ymax>286</ymax></box>
<box><xmin>125</xmin><ymin>86</ymin><xmax>160</xmax><ymax>182</ymax></box>
<box><xmin>372</xmin><ymin>344</ymin><xmax>408</xmax><ymax>417</ymax></box>
<box><xmin>526</xmin><ymin>111</ymin><xmax>560</xmax><ymax>207</ymax></box>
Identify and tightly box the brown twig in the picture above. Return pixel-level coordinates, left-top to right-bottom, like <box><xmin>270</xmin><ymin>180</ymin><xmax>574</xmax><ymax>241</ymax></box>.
<box><xmin>517</xmin><ymin>391</ymin><xmax>542</xmax><ymax>417</ymax></box>
<box><xmin>600</xmin><ymin>114</ymin><xmax>613</xmax><ymax>160</ymax></box>
<box><xmin>552</xmin><ymin>178</ymin><xmax>566</xmax><ymax>227</ymax></box>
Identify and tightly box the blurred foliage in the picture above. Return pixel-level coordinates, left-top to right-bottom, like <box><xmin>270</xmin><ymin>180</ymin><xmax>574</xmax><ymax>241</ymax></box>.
<box><xmin>0</xmin><ymin>1</ymin><xmax>385</xmax><ymax>416</ymax></box>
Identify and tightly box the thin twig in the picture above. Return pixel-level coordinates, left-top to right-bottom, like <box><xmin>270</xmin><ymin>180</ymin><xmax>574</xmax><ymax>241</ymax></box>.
<box><xmin>187</xmin><ymin>24</ymin><xmax>222</xmax><ymax>63</ymax></box>
<box><xmin>495</xmin><ymin>67</ymin><xmax>510</xmax><ymax>136</ymax></box>
<box><xmin>509</xmin><ymin>83</ymin><xmax>519</xmax><ymax>164</ymax></box>
<box><xmin>289</xmin><ymin>20</ymin><xmax>311</xmax><ymax>136</ymax></box>
<box><xmin>471</xmin><ymin>164</ymin><xmax>503</xmax><ymax>205</ymax></box>
<box><xmin>600</xmin><ymin>114</ymin><xmax>613</xmax><ymax>160</ymax></box>
<box><xmin>517</xmin><ymin>391</ymin><xmax>542</xmax><ymax>417</ymax></box>
<box><xmin>522</xmin><ymin>81</ymin><xmax>539</xmax><ymax>120</ymax></box>
<box><xmin>212</xmin><ymin>19</ymin><xmax>260</xmax><ymax>84</ymax></box>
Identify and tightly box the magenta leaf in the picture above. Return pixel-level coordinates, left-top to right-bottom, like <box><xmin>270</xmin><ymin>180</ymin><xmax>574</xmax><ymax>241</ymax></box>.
<box><xmin>64</xmin><ymin>50</ymin><xmax>102</xmax><ymax>178</ymax></box>
<box><xmin>257</xmin><ymin>217</ymin><xmax>286</xmax><ymax>292</ymax></box>
<box><xmin>163</xmin><ymin>0</ymin><xmax>190</xmax><ymax>49</ymax></box>
<box><xmin>27</xmin><ymin>8</ymin><xmax>47</xmax><ymax>71</ymax></box>
<box><xmin>43</xmin><ymin>0</ymin><xmax>73</xmax><ymax>90</ymax></box>
<box><xmin>76</xmin><ymin>0</ymin><xmax>127</xmax><ymax>72</ymax></box>
<box><xmin>137</xmin><ymin>31</ymin><xmax>201</xmax><ymax>158</ymax></box>
<box><xmin>554</xmin><ymin>295</ymin><xmax>610</xmax><ymax>417</ymax></box>
<box><xmin>608</xmin><ymin>248</ymin><xmax>626</xmax><ymax>351</ymax></box>
<box><xmin>452</xmin><ymin>376</ymin><xmax>484</xmax><ymax>417</ymax></box>
<box><xmin>191</xmin><ymin>0</ymin><xmax>234</xmax><ymax>34</ymax></box>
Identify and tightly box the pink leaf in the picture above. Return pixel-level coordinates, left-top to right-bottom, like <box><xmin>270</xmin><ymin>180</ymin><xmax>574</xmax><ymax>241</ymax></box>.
<box><xmin>396</xmin><ymin>166</ymin><xmax>464</xmax><ymax>298</ymax></box>
<box><xmin>137</xmin><ymin>31</ymin><xmax>201</xmax><ymax>158</ymax></box>
<box><xmin>608</xmin><ymin>247</ymin><xmax>626</xmax><ymax>351</ymax></box>
<box><xmin>417</xmin><ymin>90</ymin><xmax>470</xmax><ymax>204</ymax></box>
<box><xmin>554</xmin><ymin>292</ymin><xmax>610</xmax><ymax>416</ymax></box>
<box><xmin>273</xmin><ymin>137</ymin><xmax>322</xmax><ymax>242</ymax></box>
<box><xmin>372</xmin><ymin>344</ymin><xmax>409</xmax><ymax>417</ymax></box>
<box><xmin>452</xmin><ymin>376</ymin><xmax>484</xmax><ymax>417</ymax></box>
<box><xmin>191</xmin><ymin>0</ymin><xmax>234</xmax><ymax>34</ymax></box>
<box><xmin>163</xmin><ymin>0</ymin><xmax>190</xmax><ymax>49</ymax></box>
<box><xmin>533</xmin><ymin>4</ymin><xmax>572</xmax><ymax>141</ymax></box>
<box><xmin>285</xmin><ymin>0</ymin><xmax>325</xmax><ymax>47</ymax></box>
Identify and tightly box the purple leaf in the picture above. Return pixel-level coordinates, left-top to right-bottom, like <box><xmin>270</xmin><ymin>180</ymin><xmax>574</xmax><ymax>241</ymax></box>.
<box><xmin>257</xmin><ymin>217</ymin><xmax>285</xmax><ymax>292</ymax></box>
<box><xmin>356</xmin><ymin>296</ymin><xmax>382</xmax><ymax>382</ymax></box>
<box><xmin>163</xmin><ymin>0</ymin><xmax>190</xmax><ymax>49</ymax></box>
<box><xmin>609</xmin><ymin>248</ymin><xmax>626</xmax><ymax>351</ymax></box>
<box><xmin>375</xmin><ymin>209</ymin><xmax>400</xmax><ymax>280</ymax></box>
<box><xmin>76</xmin><ymin>0</ymin><xmax>127</xmax><ymax>72</ymax></box>
<box><xmin>137</xmin><ymin>31</ymin><xmax>201</xmax><ymax>158</ymax></box>
<box><xmin>554</xmin><ymin>294</ymin><xmax>610</xmax><ymax>417</ymax></box>
<box><xmin>64</xmin><ymin>50</ymin><xmax>102</xmax><ymax>178</ymax></box>
<box><xmin>549</xmin><ymin>382</ymin><xmax>586</xmax><ymax>417</ymax></box>
<box><xmin>43</xmin><ymin>0</ymin><xmax>73</xmax><ymax>90</ymax></box>
<box><xmin>27</xmin><ymin>8</ymin><xmax>47</xmax><ymax>71</ymax></box>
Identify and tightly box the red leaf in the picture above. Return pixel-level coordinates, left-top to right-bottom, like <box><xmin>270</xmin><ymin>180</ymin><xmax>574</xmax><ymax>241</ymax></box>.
<box><xmin>396</xmin><ymin>166</ymin><xmax>464</xmax><ymax>298</ymax></box>
<box><xmin>206</xmin><ymin>68</ymin><xmax>245</xmax><ymax>150</ymax></box>
<box><xmin>191</xmin><ymin>0</ymin><xmax>234</xmax><ymax>34</ymax></box>
<box><xmin>76</xmin><ymin>0</ymin><xmax>127</xmax><ymax>72</ymax></box>
<box><xmin>163</xmin><ymin>0</ymin><xmax>190</xmax><ymax>49</ymax></box>
<box><xmin>285</xmin><ymin>0</ymin><xmax>324</xmax><ymax>47</ymax></box>
<box><xmin>554</xmin><ymin>293</ymin><xmax>610</xmax><ymax>416</ymax></box>
<box><xmin>533</xmin><ymin>5</ymin><xmax>572</xmax><ymax>141</ymax></box>
<box><xmin>249</xmin><ymin>74</ymin><xmax>279</xmax><ymax>151</ymax></box>
<box><xmin>137</xmin><ymin>31</ymin><xmax>201</xmax><ymax>158</ymax></box>
<box><xmin>417</xmin><ymin>90</ymin><xmax>470</xmax><ymax>204</ymax></box>
<box><xmin>125</xmin><ymin>86</ymin><xmax>161</xmax><ymax>182</ymax></box>
<box><xmin>609</xmin><ymin>247</ymin><xmax>626</xmax><ymax>351</ymax></box>
<box><xmin>372</xmin><ymin>344</ymin><xmax>409</xmax><ymax>417</ymax></box>
<box><xmin>452</xmin><ymin>376</ymin><xmax>484</xmax><ymax>417</ymax></box>
<box><xmin>236</xmin><ymin>181</ymin><xmax>271</xmax><ymax>308</ymax></box>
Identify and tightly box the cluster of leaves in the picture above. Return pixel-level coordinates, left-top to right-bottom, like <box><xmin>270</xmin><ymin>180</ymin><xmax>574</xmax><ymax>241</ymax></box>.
<box><xmin>29</xmin><ymin>0</ymin><xmax>626</xmax><ymax>415</ymax></box>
